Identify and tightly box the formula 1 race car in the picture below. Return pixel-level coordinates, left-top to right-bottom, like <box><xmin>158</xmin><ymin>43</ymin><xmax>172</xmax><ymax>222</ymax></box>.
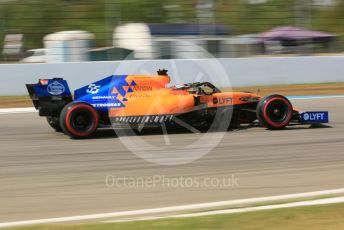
<box><xmin>26</xmin><ymin>69</ymin><xmax>329</xmax><ymax>138</ymax></box>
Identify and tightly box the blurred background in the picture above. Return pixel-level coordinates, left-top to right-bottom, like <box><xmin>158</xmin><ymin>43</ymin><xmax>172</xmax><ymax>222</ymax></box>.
<box><xmin>0</xmin><ymin>0</ymin><xmax>343</xmax><ymax>63</ymax></box>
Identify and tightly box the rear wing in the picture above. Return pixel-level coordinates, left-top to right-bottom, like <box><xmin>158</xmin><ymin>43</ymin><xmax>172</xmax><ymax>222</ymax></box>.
<box><xmin>26</xmin><ymin>78</ymin><xmax>73</xmax><ymax>117</ymax></box>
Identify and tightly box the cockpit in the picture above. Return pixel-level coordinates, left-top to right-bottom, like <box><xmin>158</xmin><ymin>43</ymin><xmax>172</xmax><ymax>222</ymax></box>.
<box><xmin>171</xmin><ymin>82</ymin><xmax>221</xmax><ymax>95</ymax></box>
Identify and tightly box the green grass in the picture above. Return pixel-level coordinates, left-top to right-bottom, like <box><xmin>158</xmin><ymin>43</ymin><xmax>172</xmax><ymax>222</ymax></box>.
<box><xmin>6</xmin><ymin>202</ymin><xmax>344</xmax><ymax>230</ymax></box>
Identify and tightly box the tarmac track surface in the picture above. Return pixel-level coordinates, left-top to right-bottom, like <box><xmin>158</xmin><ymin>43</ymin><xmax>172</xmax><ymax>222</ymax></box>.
<box><xmin>0</xmin><ymin>97</ymin><xmax>344</xmax><ymax>222</ymax></box>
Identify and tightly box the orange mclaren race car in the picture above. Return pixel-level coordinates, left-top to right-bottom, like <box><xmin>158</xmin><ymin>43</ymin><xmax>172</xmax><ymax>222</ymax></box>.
<box><xmin>26</xmin><ymin>69</ymin><xmax>329</xmax><ymax>138</ymax></box>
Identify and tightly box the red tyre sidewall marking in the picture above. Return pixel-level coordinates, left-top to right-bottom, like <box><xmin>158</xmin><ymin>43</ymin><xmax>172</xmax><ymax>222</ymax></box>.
<box><xmin>65</xmin><ymin>104</ymin><xmax>99</xmax><ymax>137</ymax></box>
<box><xmin>262</xmin><ymin>97</ymin><xmax>292</xmax><ymax>128</ymax></box>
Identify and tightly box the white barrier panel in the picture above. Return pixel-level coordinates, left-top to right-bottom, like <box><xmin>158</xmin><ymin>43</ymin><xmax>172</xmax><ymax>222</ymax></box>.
<box><xmin>1</xmin><ymin>56</ymin><xmax>344</xmax><ymax>96</ymax></box>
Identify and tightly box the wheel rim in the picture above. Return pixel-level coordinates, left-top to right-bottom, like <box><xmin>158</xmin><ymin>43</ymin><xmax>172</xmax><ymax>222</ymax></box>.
<box><xmin>65</xmin><ymin>104</ymin><xmax>99</xmax><ymax>137</ymax></box>
<box><xmin>262</xmin><ymin>97</ymin><xmax>292</xmax><ymax>128</ymax></box>
<box><xmin>70</xmin><ymin>109</ymin><xmax>94</xmax><ymax>132</ymax></box>
<box><xmin>266</xmin><ymin>101</ymin><xmax>288</xmax><ymax>123</ymax></box>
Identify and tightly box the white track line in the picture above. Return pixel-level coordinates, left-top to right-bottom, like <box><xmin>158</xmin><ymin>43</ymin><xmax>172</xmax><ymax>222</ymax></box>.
<box><xmin>0</xmin><ymin>107</ymin><xmax>35</xmax><ymax>114</ymax></box>
<box><xmin>105</xmin><ymin>196</ymin><xmax>344</xmax><ymax>223</ymax></box>
<box><xmin>174</xmin><ymin>196</ymin><xmax>344</xmax><ymax>218</ymax></box>
<box><xmin>1</xmin><ymin>188</ymin><xmax>344</xmax><ymax>228</ymax></box>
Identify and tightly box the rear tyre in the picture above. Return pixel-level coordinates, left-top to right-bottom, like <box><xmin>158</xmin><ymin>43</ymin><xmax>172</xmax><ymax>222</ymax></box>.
<box><xmin>256</xmin><ymin>94</ymin><xmax>293</xmax><ymax>130</ymax></box>
<box><xmin>59</xmin><ymin>102</ymin><xmax>99</xmax><ymax>139</ymax></box>
<box><xmin>46</xmin><ymin>116</ymin><xmax>62</xmax><ymax>132</ymax></box>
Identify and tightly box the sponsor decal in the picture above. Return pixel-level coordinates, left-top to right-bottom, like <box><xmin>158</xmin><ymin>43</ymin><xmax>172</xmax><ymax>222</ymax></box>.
<box><xmin>133</xmin><ymin>85</ymin><xmax>153</xmax><ymax>91</ymax></box>
<box><xmin>303</xmin><ymin>113</ymin><xmax>310</xmax><ymax>121</ymax></box>
<box><xmin>92</xmin><ymin>95</ymin><xmax>117</xmax><ymax>100</ymax></box>
<box><xmin>300</xmin><ymin>111</ymin><xmax>329</xmax><ymax>123</ymax></box>
<box><xmin>218</xmin><ymin>97</ymin><xmax>233</xmax><ymax>105</ymax></box>
<box><xmin>92</xmin><ymin>103</ymin><xmax>122</xmax><ymax>108</ymax></box>
<box><xmin>213</xmin><ymin>98</ymin><xmax>218</xmax><ymax>104</ymax></box>
<box><xmin>213</xmin><ymin>97</ymin><xmax>232</xmax><ymax>105</ymax></box>
<box><xmin>111</xmin><ymin>79</ymin><xmax>138</xmax><ymax>104</ymax></box>
<box><xmin>112</xmin><ymin>115</ymin><xmax>174</xmax><ymax>124</ymax></box>
<box><xmin>128</xmin><ymin>94</ymin><xmax>150</xmax><ymax>98</ymax></box>
<box><xmin>47</xmin><ymin>81</ymin><xmax>65</xmax><ymax>95</ymax></box>
<box><xmin>86</xmin><ymin>83</ymin><xmax>101</xmax><ymax>94</ymax></box>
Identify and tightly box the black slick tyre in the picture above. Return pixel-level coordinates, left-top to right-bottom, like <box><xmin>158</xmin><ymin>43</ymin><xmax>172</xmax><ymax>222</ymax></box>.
<box><xmin>59</xmin><ymin>102</ymin><xmax>99</xmax><ymax>139</ymax></box>
<box><xmin>256</xmin><ymin>94</ymin><xmax>293</xmax><ymax>130</ymax></box>
<box><xmin>46</xmin><ymin>116</ymin><xmax>63</xmax><ymax>132</ymax></box>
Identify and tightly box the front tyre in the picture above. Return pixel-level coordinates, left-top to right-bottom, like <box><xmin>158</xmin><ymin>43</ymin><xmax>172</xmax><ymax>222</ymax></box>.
<box><xmin>257</xmin><ymin>94</ymin><xmax>293</xmax><ymax>130</ymax></box>
<box><xmin>59</xmin><ymin>102</ymin><xmax>99</xmax><ymax>139</ymax></box>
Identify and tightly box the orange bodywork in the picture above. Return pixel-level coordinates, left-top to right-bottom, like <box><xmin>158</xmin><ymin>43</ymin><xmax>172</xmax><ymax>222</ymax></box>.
<box><xmin>108</xmin><ymin>74</ymin><xmax>261</xmax><ymax>117</ymax></box>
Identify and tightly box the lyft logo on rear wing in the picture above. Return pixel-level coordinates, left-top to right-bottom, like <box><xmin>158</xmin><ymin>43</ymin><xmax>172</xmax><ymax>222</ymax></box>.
<box><xmin>300</xmin><ymin>111</ymin><xmax>329</xmax><ymax>123</ymax></box>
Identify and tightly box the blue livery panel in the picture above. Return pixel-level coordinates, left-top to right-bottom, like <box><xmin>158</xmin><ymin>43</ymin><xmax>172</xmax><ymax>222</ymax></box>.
<box><xmin>74</xmin><ymin>75</ymin><xmax>134</xmax><ymax>113</ymax></box>
<box><xmin>300</xmin><ymin>111</ymin><xmax>329</xmax><ymax>123</ymax></box>
<box><xmin>33</xmin><ymin>79</ymin><xmax>71</xmax><ymax>97</ymax></box>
